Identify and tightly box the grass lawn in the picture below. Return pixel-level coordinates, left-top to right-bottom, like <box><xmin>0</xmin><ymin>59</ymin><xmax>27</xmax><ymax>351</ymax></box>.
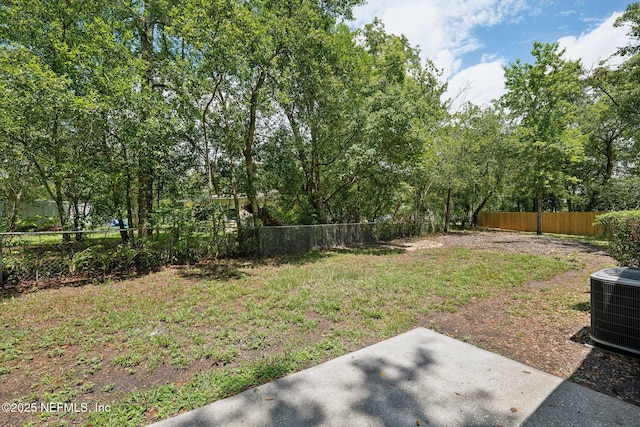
<box><xmin>0</xmin><ymin>245</ymin><xmax>574</xmax><ymax>426</ymax></box>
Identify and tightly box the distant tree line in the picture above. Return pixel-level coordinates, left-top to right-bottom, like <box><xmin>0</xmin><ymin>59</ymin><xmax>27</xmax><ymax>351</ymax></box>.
<box><xmin>1</xmin><ymin>1</ymin><xmax>640</xmax><ymax>238</ymax></box>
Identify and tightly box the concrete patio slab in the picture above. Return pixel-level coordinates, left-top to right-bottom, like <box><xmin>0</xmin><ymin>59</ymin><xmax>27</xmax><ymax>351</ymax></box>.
<box><xmin>149</xmin><ymin>328</ymin><xmax>640</xmax><ymax>426</ymax></box>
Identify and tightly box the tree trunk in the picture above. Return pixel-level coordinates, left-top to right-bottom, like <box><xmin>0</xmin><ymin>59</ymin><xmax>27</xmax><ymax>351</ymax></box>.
<box><xmin>472</xmin><ymin>191</ymin><xmax>493</xmax><ymax>227</ymax></box>
<box><xmin>137</xmin><ymin>13</ymin><xmax>156</xmax><ymax>238</ymax></box>
<box><xmin>536</xmin><ymin>185</ymin><xmax>543</xmax><ymax>235</ymax></box>
<box><xmin>203</xmin><ymin>93</ymin><xmax>216</xmax><ymax>194</ymax></box>
<box><xmin>244</xmin><ymin>152</ymin><xmax>259</xmax><ymax>227</ymax></box>
<box><xmin>123</xmin><ymin>146</ymin><xmax>135</xmax><ymax>244</ymax></box>
<box><xmin>605</xmin><ymin>138</ymin><xmax>614</xmax><ymax>182</ymax></box>
<box><xmin>137</xmin><ymin>163</ymin><xmax>153</xmax><ymax>237</ymax></box>
<box><xmin>8</xmin><ymin>188</ymin><xmax>21</xmax><ymax>232</ymax></box>
<box><xmin>285</xmin><ymin>109</ymin><xmax>325</xmax><ymax>223</ymax></box>
<box><xmin>232</xmin><ymin>174</ymin><xmax>241</xmax><ymax>229</ymax></box>
<box><xmin>72</xmin><ymin>201</ymin><xmax>84</xmax><ymax>242</ymax></box>
<box><xmin>51</xmin><ymin>117</ymin><xmax>70</xmax><ymax>241</ymax></box>
<box><xmin>243</xmin><ymin>70</ymin><xmax>266</xmax><ymax>228</ymax></box>
<box><xmin>310</xmin><ymin>134</ymin><xmax>328</xmax><ymax>223</ymax></box>
<box><xmin>443</xmin><ymin>188</ymin><xmax>452</xmax><ymax>233</ymax></box>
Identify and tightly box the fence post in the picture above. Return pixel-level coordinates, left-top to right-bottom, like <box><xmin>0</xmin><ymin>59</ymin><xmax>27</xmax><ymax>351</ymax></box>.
<box><xmin>0</xmin><ymin>235</ymin><xmax>3</xmax><ymax>287</ymax></box>
<box><xmin>309</xmin><ymin>225</ymin><xmax>314</xmax><ymax>251</ymax></box>
<box><xmin>257</xmin><ymin>228</ymin><xmax>263</xmax><ymax>257</ymax></box>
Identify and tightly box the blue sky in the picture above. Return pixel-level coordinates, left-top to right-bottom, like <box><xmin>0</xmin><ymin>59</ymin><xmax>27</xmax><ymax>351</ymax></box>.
<box><xmin>353</xmin><ymin>0</ymin><xmax>635</xmax><ymax>109</ymax></box>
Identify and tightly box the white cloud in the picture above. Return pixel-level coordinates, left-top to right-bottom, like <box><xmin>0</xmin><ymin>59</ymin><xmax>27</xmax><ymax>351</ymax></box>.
<box><xmin>445</xmin><ymin>12</ymin><xmax>632</xmax><ymax>109</ymax></box>
<box><xmin>558</xmin><ymin>12</ymin><xmax>629</xmax><ymax>70</ymax></box>
<box><xmin>353</xmin><ymin>0</ymin><xmax>527</xmax><ymax>77</ymax></box>
<box><xmin>354</xmin><ymin>2</ymin><xmax>635</xmax><ymax>110</ymax></box>
<box><xmin>445</xmin><ymin>60</ymin><xmax>507</xmax><ymax>111</ymax></box>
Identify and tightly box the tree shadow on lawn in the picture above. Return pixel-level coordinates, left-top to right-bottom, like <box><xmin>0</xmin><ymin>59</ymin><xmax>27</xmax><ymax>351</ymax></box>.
<box><xmin>0</xmin><ymin>268</ymin><xmax>158</xmax><ymax>301</ymax></box>
<box><xmin>327</xmin><ymin>245</ymin><xmax>406</xmax><ymax>256</ymax></box>
<box><xmin>1</xmin><ymin>244</ymin><xmax>404</xmax><ymax>298</ymax></box>
<box><xmin>177</xmin><ymin>246</ymin><xmax>405</xmax><ymax>282</ymax></box>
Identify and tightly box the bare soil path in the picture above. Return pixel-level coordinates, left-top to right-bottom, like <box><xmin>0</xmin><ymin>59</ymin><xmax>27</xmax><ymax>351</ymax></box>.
<box><xmin>413</xmin><ymin>230</ymin><xmax>640</xmax><ymax>407</ymax></box>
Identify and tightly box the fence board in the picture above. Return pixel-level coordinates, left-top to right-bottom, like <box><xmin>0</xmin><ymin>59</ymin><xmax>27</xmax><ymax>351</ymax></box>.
<box><xmin>477</xmin><ymin>212</ymin><xmax>605</xmax><ymax>236</ymax></box>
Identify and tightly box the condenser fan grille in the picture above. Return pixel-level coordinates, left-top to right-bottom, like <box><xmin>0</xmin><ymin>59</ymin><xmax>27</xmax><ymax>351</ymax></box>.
<box><xmin>591</xmin><ymin>268</ymin><xmax>640</xmax><ymax>355</ymax></box>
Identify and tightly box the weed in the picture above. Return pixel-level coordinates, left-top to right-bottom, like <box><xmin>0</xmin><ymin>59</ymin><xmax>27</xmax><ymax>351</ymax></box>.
<box><xmin>195</xmin><ymin>347</ymin><xmax>239</xmax><ymax>364</ymax></box>
<box><xmin>114</xmin><ymin>352</ymin><xmax>143</xmax><ymax>368</ymax></box>
<box><xmin>101</xmin><ymin>383</ymin><xmax>116</xmax><ymax>393</ymax></box>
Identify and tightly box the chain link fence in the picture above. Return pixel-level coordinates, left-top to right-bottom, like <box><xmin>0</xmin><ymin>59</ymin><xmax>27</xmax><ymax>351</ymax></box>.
<box><xmin>0</xmin><ymin>225</ymin><xmax>239</xmax><ymax>288</ymax></box>
<box><xmin>1</xmin><ymin>221</ymin><xmax>434</xmax><ymax>288</ymax></box>
<box><xmin>248</xmin><ymin>221</ymin><xmax>433</xmax><ymax>257</ymax></box>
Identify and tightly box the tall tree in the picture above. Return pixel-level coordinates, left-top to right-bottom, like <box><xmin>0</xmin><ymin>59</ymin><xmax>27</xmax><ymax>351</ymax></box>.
<box><xmin>569</xmin><ymin>86</ymin><xmax>627</xmax><ymax>211</ymax></box>
<box><xmin>0</xmin><ymin>1</ymin><xmax>106</xmax><ymax>233</ymax></box>
<box><xmin>116</xmin><ymin>0</ymin><xmax>182</xmax><ymax>236</ymax></box>
<box><xmin>436</xmin><ymin>103</ymin><xmax>515</xmax><ymax>228</ymax></box>
<box><xmin>271</xmin><ymin>21</ymin><xmax>369</xmax><ymax>223</ymax></box>
<box><xmin>361</xmin><ymin>20</ymin><xmax>447</xmax><ymax>224</ymax></box>
<box><xmin>502</xmin><ymin>42</ymin><xmax>586</xmax><ymax>234</ymax></box>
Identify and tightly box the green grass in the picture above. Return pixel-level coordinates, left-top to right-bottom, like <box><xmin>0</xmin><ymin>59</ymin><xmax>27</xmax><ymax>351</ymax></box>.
<box><xmin>0</xmin><ymin>245</ymin><xmax>573</xmax><ymax>426</ymax></box>
<box><xmin>546</xmin><ymin>232</ymin><xmax>609</xmax><ymax>248</ymax></box>
<box><xmin>1</xmin><ymin>229</ymin><xmax>125</xmax><ymax>246</ymax></box>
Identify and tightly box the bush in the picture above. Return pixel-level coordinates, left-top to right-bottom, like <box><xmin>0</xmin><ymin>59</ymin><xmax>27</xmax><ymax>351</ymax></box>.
<box><xmin>71</xmin><ymin>245</ymin><xmax>106</xmax><ymax>274</ymax></box>
<box><xmin>15</xmin><ymin>215</ymin><xmax>60</xmax><ymax>232</ymax></box>
<box><xmin>71</xmin><ymin>243</ymin><xmax>162</xmax><ymax>276</ymax></box>
<box><xmin>595</xmin><ymin>210</ymin><xmax>640</xmax><ymax>267</ymax></box>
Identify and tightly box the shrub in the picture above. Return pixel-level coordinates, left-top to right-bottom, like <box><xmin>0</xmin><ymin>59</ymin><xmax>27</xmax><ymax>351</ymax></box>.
<box><xmin>595</xmin><ymin>210</ymin><xmax>640</xmax><ymax>267</ymax></box>
<box><xmin>71</xmin><ymin>245</ymin><xmax>107</xmax><ymax>274</ymax></box>
<box><xmin>15</xmin><ymin>215</ymin><xmax>60</xmax><ymax>232</ymax></box>
<box><xmin>71</xmin><ymin>243</ymin><xmax>162</xmax><ymax>276</ymax></box>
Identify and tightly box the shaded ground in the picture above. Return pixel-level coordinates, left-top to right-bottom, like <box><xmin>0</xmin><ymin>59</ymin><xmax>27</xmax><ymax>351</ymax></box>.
<box><xmin>420</xmin><ymin>230</ymin><xmax>640</xmax><ymax>407</ymax></box>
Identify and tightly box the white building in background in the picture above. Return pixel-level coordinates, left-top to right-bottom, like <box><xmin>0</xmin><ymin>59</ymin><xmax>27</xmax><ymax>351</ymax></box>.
<box><xmin>1</xmin><ymin>200</ymin><xmax>92</xmax><ymax>230</ymax></box>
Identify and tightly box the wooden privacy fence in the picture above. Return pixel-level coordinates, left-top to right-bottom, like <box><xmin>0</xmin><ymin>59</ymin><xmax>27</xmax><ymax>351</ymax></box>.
<box><xmin>477</xmin><ymin>212</ymin><xmax>606</xmax><ymax>236</ymax></box>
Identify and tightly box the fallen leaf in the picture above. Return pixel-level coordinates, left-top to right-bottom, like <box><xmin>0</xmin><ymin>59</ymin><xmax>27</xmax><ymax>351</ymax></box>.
<box><xmin>265</xmin><ymin>397</ymin><xmax>275</xmax><ymax>401</ymax></box>
<box><xmin>510</xmin><ymin>407</ymin><xmax>518</xmax><ymax>413</ymax></box>
<box><xmin>381</xmin><ymin>371</ymin><xmax>385</xmax><ymax>377</ymax></box>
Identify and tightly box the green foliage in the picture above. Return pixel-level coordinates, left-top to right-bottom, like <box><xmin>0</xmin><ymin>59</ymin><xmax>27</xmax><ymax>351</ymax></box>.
<box><xmin>1</xmin><ymin>0</ymin><xmax>639</xmax><ymax>238</ymax></box>
<box><xmin>614</xmin><ymin>2</ymin><xmax>640</xmax><ymax>57</ymax></box>
<box><xmin>71</xmin><ymin>244</ymin><xmax>106</xmax><ymax>274</ymax></box>
<box><xmin>70</xmin><ymin>242</ymin><xmax>162</xmax><ymax>276</ymax></box>
<box><xmin>502</xmin><ymin>42</ymin><xmax>586</xmax><ymax>231</ymax></box>
<box><xmin>595</xmin><ymin>210</ymin><xmax>640</xmax><ymax>267</ymax></box>
<box><xmin>13</xmin><ymin>215</ymin><xmax>59</xmax><ymax>232</ymax></box>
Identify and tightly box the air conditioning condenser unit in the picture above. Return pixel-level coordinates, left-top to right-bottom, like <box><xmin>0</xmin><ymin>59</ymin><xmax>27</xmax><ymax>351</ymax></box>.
<box><xmin>591</xmin><ymin>267</ymin><xmax>640</xmax><ymax>355</ymax></box>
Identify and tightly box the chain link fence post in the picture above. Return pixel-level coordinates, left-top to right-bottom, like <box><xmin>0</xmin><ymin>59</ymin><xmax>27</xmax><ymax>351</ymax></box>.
<box><xmin>0</xmin><ymin>235</ymin><xmax>3</xmax><ymax>287</ymax></box>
